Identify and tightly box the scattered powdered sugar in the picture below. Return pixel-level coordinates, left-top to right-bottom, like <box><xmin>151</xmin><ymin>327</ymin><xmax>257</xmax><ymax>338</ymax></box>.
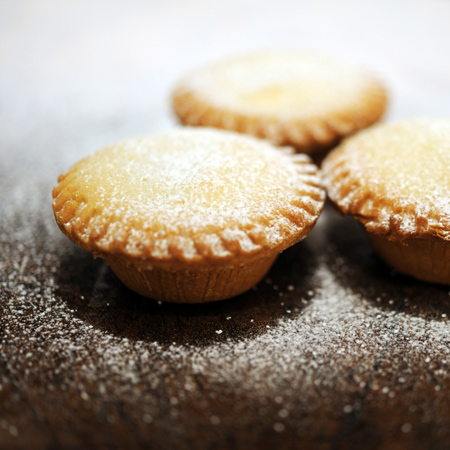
<box><xmin>3</xmin><ymin>103</ymin><xmax>450</xmax><ymax>445</ymax></box>
<box><xmin>3</xmin><ymin>188</ymin><xmax>450</xmax><ymax>443</ymax></box>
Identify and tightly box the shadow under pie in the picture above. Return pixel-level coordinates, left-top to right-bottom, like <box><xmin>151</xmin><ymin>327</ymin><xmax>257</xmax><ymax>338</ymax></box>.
<box><xmin>324</xmin><ymin>207</ymin><xmax>450</xmax><ymax>321</ymax></box>
<box><xmin>54</xmin><ymin>237</ymin><xmax>320</xmax><ymax>347</ymax></box>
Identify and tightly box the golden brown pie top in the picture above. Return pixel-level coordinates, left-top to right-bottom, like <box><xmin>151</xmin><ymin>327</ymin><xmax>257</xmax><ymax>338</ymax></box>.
<box><xmin>172</xmin><ymin>51</ymin><xmax>387</xmax><ymax>151</ymax></box>
<box><xmin>53</xmin><ymin>128</ymin><xmax>325</xmax><ymax>270</ymax></box>
<box><xmin>322</xmin><ymin>119</ymin><xmax>450</xmax><ymax>241</ymax></box>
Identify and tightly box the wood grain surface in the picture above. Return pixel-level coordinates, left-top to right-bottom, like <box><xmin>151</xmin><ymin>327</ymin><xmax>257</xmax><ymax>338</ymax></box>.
<box><xmin>1</xmin><ymin>1</ymin><xmax>450</xmax><ymax>449</ymax></box>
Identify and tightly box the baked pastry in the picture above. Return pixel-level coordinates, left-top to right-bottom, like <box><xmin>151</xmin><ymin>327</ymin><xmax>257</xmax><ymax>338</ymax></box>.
<box><xmin>172</xmin><ymin>50</ymin><xmax>387</xmax><ymax>154</ymax></box>
<box><xmin>322</xmin><ymin>118</ymin><xmax>450</xmax><ymax>285</ymax></box>
<box><xmin>52</xmin><ymin>128</ymin><xmax>325</xmax><ymax>303</ymax></box>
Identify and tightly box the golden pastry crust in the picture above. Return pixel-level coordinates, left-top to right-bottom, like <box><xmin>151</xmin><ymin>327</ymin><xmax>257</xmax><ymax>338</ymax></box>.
<box><xmin>323</xmin><ymin>119</ymin><xmax>450</xmax><ymax>285</ymax></box>
<box><xmin>53</xmin><ymin>128</ymin><xmax>325</xmax><ymax>301</ymax></box>
<box><xmin>322</xmin><ymin>119</ymin><xmax>450</xmax><ymax>241</ymax></box>
<box><xmin>172</xmin><ymin>51</ymin><xmax>388</xmax><ymax>154</ymax></box>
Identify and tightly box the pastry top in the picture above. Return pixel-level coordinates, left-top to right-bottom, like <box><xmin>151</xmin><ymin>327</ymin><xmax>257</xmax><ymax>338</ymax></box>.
<box><xmin>172</xmin><ymin>50</ymin><xmax>387</xmax><ymax>152</ymax></box>
<box><xmin>322</xmin><ymin>119</ymin><xmax>450</xmax><ymax>241</ymax></box>
<box><xmin>53</xmin><ymin>128</ymin><xmax>325</xmax><ymax>270</ymax></box>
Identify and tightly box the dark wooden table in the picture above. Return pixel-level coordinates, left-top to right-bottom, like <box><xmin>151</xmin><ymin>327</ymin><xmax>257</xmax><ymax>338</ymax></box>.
<box><xmin>2</xmin><ymin>1</ymin><xmax>450</xmax><ymax>449</ymax></box>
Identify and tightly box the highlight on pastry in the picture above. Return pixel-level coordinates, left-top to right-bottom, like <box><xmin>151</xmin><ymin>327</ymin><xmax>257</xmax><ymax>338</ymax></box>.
<box><xmin>52</xmin><ymin>128</ymin><xmax>325</xmax><ymax>303</ymax></box>
<box><xmin>322</xmin><ymin>118</ymin><xmax>450</xmax><ymax>285</ymax></box>
<box><xmin>172</xmin><ymin>50</ymin><xmax>388</xmax><ymax>155</ymax></box>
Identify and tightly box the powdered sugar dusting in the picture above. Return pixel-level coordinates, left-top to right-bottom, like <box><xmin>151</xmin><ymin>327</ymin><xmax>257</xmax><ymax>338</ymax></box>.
<box><xmin>53</xmin><ymin>128</ymin><xmax>324</xmax><ymax>263</ymax></box>
<box><xmin>323</xmin><ymin>119</ymin><xmax>450</xmax><ymax>239</ymax></box>
<box><xmin>178</xmin><ymin>51</ymin><xmax>382</xmax><ymax>119</ymax></box>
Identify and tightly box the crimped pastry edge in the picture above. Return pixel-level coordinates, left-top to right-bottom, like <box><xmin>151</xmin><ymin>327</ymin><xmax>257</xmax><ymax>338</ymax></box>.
<box><xmin>172</xmin><ymin>76</ymin><xmax>387</xmax><ymax>154</ymax></box>
<box><xmin>52</xmin><ymin>142</ymin><xmax>325</xmax><ymax>271</ymax></box>
<box><xmin>322</xmin><ymin>138</ymin><xmax>450</xmax><ymax>242</ymax></box>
